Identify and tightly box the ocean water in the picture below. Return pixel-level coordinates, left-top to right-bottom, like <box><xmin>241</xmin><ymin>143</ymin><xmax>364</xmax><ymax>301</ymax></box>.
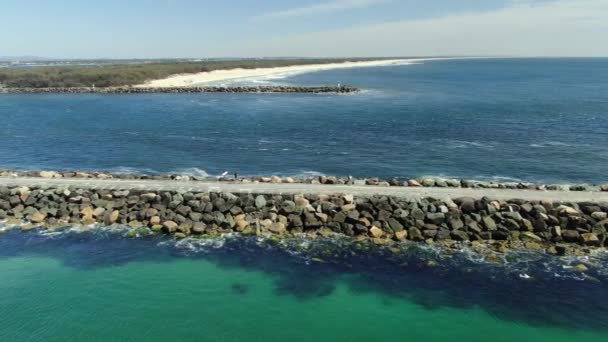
<box><xmin>1</xmin><ymin>58</ymin><xmax>607</xmax><ymax>183</ymax></box>
<box><xmin>0</xmin><ymin>228</ymin><xmax>607</xmax><ymax>341</ymax></box>
<box><xmin>2</xmin><ymin>59</ymin><xmax>608</xmax><ymax>341</ymax></box>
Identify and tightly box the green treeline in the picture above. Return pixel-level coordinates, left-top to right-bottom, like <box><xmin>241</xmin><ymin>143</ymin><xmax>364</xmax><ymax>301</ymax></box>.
<box><xmin>0</xmin><ymin>58</ymin><xmax>384</xmax><ymax>88</ymax></box>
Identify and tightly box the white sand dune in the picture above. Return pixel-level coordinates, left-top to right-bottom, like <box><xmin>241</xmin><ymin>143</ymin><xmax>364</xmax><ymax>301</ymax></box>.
<box><xmin>136</xmin><ymin>58</ymin><xmax>446</xmax><ymax>88</ymax></box>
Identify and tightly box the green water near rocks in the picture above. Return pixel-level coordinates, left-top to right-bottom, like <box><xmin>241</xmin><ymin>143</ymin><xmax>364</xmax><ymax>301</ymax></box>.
<box><xmin>1</xmin><ymin>255</ymin><xmax>605</xmax><ymax>342</ymax></box>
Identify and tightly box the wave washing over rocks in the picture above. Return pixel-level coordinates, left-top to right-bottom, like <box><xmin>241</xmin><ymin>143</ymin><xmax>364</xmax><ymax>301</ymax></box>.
<box><xmin>1</xmin><ymin>178</ymin><xmax>607</xmax><ymax>262</ymax></box>
<box><xmin>2</xmin><ymin>170</ymin><xmax>607</xmax><ymax>192</ymax></box>
<box><xmin>3</xmin><ymin>227</ymin><xmax>607</xmax><ymax>285</ymax></box>
<box><xmin>0</xmin><ymin>85</ymin><xmax>359</xmax><ymax>94</ymax></box>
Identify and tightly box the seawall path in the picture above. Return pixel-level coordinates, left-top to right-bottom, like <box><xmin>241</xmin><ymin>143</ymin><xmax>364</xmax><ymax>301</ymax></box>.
<box><xmin>2</xmin><ymin>177</ymin><xmax>608</xmax><ymax>202</ymax></box>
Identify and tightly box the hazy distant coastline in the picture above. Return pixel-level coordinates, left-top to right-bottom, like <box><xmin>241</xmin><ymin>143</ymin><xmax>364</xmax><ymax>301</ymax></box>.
<box><xmin>0</xmin><ymin>57</ymin><xmax>417</xmax><ymax>88</ymax></box>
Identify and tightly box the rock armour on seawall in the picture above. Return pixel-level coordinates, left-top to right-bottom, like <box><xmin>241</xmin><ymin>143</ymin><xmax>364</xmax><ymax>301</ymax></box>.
<box><xmin>0</xmin><ymin>86</ymin><xmax>359</xmax><ymax>94</ymax></box>
<box><xmin>1</xmin><ymin>184</ymin><xmax>607</xmax><ymax>256</ymax></box>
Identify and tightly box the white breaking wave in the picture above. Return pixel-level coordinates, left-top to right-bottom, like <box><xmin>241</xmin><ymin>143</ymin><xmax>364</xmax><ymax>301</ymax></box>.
<box><xmin>258</xmin><ymin>138</ymin><xmax>274</xmax><ymax>144</ymax></box>
<box><xmin>169</xmin><ymin>168</ymin><xmax>210</xmax><ymax>178</ymax></box>
<box><xmin>444</xmin><ymin>139</ymin><xmax>496</xmax><ymax>150</ymax></box>
<box><xmin>530</xmin><ymin>141</ymin><xmax>573</xmax><ymax>148</ymax></box>
<box><xmin>475</xmin><ymin>175</ymin><xmax>525</xmax><ymax>183</ymax></box>
<box><xmin>417</xmin><ymin>174</ymin><xmax>526</xmax><ymax>183</ymax></box>
<box><xmin>164</xmin><ymin>134</ymin><xmax>210</xmax><ymax>141</ymax></box>
<box><xmin>107</xmin><ymin>166</ymin><xmax>158</xmax><ymax>175</ymax></box>
<box><xmin>170</xmin><ymin>235</ymin><xmax>228</xmax><ymax>254</ymax></box>
<box><xmin>293</xmin><ymin>170</ymin><xmax>326</xmax><ymax>177</ymax></box>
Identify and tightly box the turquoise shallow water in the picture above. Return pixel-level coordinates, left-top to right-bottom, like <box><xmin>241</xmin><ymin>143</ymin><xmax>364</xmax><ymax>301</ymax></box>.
<box><xmin>1</xmin><ymin>228</ymin><xmax>607</xmax><ymax>341</ymax></box>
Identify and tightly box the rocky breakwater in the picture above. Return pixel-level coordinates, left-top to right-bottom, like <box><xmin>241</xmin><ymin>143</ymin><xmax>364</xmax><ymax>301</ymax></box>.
<box><xmin>1</xmin><ymin>185</ymin><xmax>607</xmax><ymax>257</ymax></box>
<box><xmin>0</xmin><ymin>86</ymin><xmax>359</xmax><ymax>94</ymax></box>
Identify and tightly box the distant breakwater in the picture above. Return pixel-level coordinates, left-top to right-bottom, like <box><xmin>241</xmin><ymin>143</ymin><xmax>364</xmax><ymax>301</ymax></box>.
<box><xmin>1</xmin><ymin>183</ymin><xmax>608</xmax><ymax>260</ymax></box>
<box><xmin>2</xmin><ymin>170</ymin><xmax>607</xmax><ymax>193</ymax></box>
<box><xmin>0</xmin><ymin>85</ymin><xmax>359</xmax><ymax>94</ymax></box>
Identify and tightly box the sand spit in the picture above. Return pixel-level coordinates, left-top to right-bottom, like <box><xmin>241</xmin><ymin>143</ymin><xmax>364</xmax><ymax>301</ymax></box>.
<box><xmin>136</xmin><ymin>58</ymin><xmax>447</xmax><ymax>88</ymax></box>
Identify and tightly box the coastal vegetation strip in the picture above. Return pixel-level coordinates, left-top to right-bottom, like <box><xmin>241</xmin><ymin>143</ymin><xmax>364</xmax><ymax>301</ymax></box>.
<box><xmin>0</xmin><ymin>58</ymin><xmax>390</xmax><ymax>88</ymax></box>
<box><xmin>0</xmin><ymin>86</ymin><xmax>358</xmax><ymax>94</ymax></box>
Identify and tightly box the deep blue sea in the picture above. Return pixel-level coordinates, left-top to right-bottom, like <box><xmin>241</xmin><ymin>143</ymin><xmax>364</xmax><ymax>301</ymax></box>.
<box><xmin>2</xmin><ymin>58</ymin><xmax>608</xmax><ymax>341</ymax></box>
<box><xmin>1</xmin><ymin>58</ymin><xmax>607</xmax><ymax>183</ymax></box>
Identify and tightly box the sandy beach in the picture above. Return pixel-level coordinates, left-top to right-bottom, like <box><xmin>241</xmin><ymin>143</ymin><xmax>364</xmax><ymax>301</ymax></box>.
<box><xmin>136</xmin><ymin>58</ymin><xmax>438</xmax><ymax>87</ymax></box>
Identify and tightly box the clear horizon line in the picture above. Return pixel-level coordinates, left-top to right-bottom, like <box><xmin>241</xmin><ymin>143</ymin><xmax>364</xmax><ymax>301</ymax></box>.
<box><xmin>2</xmin><ymin>55</ymin><xmax>608</xmax><ymax>62</ymax></box>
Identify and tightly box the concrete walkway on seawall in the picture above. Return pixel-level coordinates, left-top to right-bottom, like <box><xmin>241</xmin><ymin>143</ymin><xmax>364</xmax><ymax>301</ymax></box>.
<box><xmin>1</xmin><ymin>177</ymin><xmax>608</xmax><ymax>202</ymax></box>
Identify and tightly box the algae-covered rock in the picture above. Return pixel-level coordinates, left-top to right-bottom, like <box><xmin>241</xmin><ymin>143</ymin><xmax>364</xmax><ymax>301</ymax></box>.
<box><xmin>368</xmin><ymin>237</ymin><xmax>386</xmax><ymax>245</ymax></box>
<box><xmin>408</xmin><ymin>227</ymin><xmax>424</xmax><ymax>241</ymax></box>
<box><xmin>450</xmin><ymin>230</ymin><xmax>469</xmax><ymax>241</ymax></box>
<box><xmin>524</xmin><ymin>242</ymin><xmax>542</xmax><ymax>250</ymax></box>
<box><xmin>126</xmin><ymin>230</ymin><xmax>139</xmax><ymax>238</ymax></box>
<box><xmin>317</xmin><ymin>227</ymin><xmax>335</xmax><ymax>237</ymax></box>
<box><xmin>481</xmin><ymin>216</ymin><xmax>498</xmax><ymax>230</ymax></box>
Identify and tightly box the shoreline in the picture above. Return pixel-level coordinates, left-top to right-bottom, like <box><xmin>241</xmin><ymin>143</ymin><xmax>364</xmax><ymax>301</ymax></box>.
<box><xmin>136</xmin><ymin>58</ymin><xmax>445</xmax><ymax>87</ymax></box>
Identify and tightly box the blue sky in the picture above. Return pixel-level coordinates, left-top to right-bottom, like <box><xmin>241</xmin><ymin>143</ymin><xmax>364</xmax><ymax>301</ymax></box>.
<box><xmin>1</xmin><ymin>0</ymin><xmax>607</xmax><ymax>58</ymax></box>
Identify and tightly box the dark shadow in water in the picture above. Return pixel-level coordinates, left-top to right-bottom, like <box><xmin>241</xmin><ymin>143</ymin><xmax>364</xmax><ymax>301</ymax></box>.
<box><xmin>230</xmin><ymin>283</ymin><xmax>250</xmax><ymax>295</ymax></box>
<box><xmin>1</xmin><ymin>229</ymin><xmax>607</xmax><ymax>331</ymax></box>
